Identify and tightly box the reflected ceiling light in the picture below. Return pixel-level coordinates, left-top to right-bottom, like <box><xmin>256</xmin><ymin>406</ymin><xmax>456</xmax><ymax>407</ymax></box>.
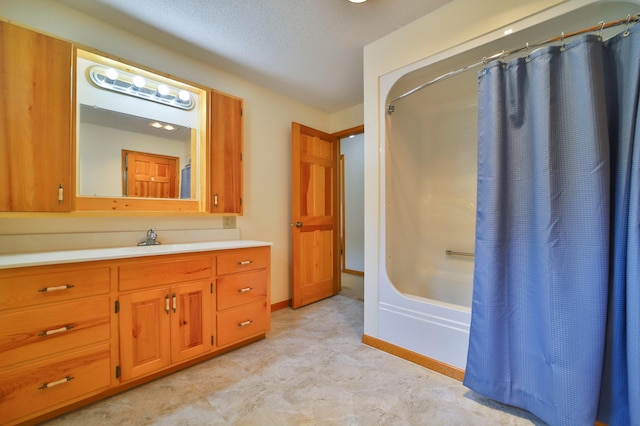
<box><xmin>349</xmin><ymin>0</ymin><xmax>367</xmax><ymax>3</ymax></box>
<box><xmin>149</xmin><ymin>121</ymin><xmax>179</xmax><ymax>132</ymax></box>
<box><xmin>88</xmin><ymin>65</ymin><xmax>195</xmax><ymax>110</ymax></box>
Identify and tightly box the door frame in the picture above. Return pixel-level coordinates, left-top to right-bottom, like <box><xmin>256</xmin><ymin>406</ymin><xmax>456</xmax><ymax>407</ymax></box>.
<box><xmin>290</xmin><ymin>123</ymin><xmax>363</xmax><ymax>309</ymax></box>
<box><xmin>337</xmin><ymin>126</ymin><xmax>365</xmax><ymax>276</ymax></box>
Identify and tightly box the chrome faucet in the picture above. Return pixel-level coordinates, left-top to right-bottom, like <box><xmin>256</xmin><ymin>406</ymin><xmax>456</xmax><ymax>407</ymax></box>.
<box><xmin>138</xmin><ymin>227</ymin><xmax>161</xmax><ymax>246</ymax></box>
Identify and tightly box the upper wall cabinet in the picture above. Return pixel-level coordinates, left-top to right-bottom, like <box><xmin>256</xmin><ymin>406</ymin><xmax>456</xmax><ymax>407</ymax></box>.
<box><xmin>0</xmin><ymin>21</ymin><xmax>244</xmax><ymax>215</ymax></box>
<box><xmin>0</xmin><ymin>21</ymin><xmax>73</xmax><ymax>212</ymax></box>
<box><xmin>210</xmin><ymin>91</ymin><xmax>243</xmax><ymax>215</ymax></box>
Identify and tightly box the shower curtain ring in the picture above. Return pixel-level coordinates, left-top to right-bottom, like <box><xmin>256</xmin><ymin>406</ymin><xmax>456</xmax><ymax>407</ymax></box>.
<box><xmin>624</xmin><ymin>14</ymin><xmax>631</xmax><ymax>36</ymax></box>
<box><xmin>560</xmin><ymin>32</ymin><xmax>566</xmax><ymax>51</ymax></box>
<box><xmin>499</xmin><ymin>50</ymin><xmax>507</xmax><ymax>68</ymax></box>
<box><xmin>525</xmin><ymin>42</ymin><xmax>531</xmax><ymax>62</ymax></box>
<box><xmin>597</xmin><ymin>21</ymin><xmax>605</xmax><ymax>40</ymax></box>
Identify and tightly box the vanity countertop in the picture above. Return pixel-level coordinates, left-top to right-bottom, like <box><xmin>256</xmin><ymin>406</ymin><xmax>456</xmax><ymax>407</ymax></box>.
<box><xmin>0</xmin><ymin>240</ymin><xmax>273</xmax><ymax>269</ymax></box>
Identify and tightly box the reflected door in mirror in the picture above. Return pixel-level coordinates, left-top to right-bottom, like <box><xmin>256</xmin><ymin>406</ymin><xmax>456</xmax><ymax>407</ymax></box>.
<box><xmin>123</xmin><ymin>150</ymin><xmax>178</xmax><ymax>198</ymax></box>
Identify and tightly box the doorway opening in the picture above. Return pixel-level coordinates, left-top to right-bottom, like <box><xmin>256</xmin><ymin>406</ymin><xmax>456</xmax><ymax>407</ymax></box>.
<box><xmin>338</xmin><ymin>127</ymin><xmax>364</xmax><ymax>301</ymax></box>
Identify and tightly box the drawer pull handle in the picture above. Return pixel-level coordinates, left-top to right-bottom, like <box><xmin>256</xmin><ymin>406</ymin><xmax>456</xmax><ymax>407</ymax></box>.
<box><xmin>237</xmin><ymin>260</ymin><xmax>253</xmax><ymax>266</ymax></box>
<box><xmin>165</xmin><ymin>294</ymin><xmax>170</xmax><ymax>314</ymax></box>
<box><xmin>38</xmin><ymin>284</ymin><xmax>74</xmax><ymax>293</ymax></box>
<box><xmin>39</xmin><ymin>376</ymin><xmax>74</xmax><ymax>390</ymax></box>
<box><xmin>172</xmin><ymin>293</ymin><xmax>177</xmax><ymax>313</ymax></box>
<box><xmin>39</xmin><ymin>325</ymin><xmax>74</xmax><ymax>336</ymax></box>
<box><xmin>238</xmin><ymin>287</ymin><xmax>253</xmax><ymax>293</ymax></box>
<box><xmin>238</xmin><ymin>320</ymin><xmax>253</xmax><ymax>327</ymax></box>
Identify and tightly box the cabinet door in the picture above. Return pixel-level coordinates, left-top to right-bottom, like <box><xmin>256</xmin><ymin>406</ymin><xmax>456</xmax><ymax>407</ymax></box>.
<box><xmin>119</xmin><ymin>288</ymin><xmax>171</xmax><ymax>381</ymax></box>
<box><xmin>0</xmin><ymin>22</ymin><xmax>72</xmax><ymax>212</ymax></box>
<box><xmin>170</xmin><ymin>280</ymin><xmax>212</xmax><ymax>363</ymax></box>
<box><xmin>210</xmin><ymin>91</ymin><xmax>243</xmax><ymax>214</ymax></box>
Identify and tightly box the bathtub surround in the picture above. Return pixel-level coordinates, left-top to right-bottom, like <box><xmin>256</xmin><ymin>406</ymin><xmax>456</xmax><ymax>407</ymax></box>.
<box><xmin>464</xmin><ymin>24</ymin><xmax>640</xmax><ymax>425</ymax></box>
<box><xmin>41</xmin><ymin>295</ymin><xmax>544</xmax><ymax>425</ymax></box>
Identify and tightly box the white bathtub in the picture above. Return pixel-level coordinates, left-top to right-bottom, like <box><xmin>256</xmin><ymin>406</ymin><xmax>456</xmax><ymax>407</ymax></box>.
<box><xmin>375</xmin><ymin>0</ymin><xmax>639</xmax><ymax>371</ymax></box>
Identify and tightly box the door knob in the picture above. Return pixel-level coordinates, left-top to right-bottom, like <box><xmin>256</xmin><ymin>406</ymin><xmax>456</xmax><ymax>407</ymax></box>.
<box><xmin>294</xmin><ymin>221</ymin><xmax>303</xmax><ymax>228</ymax></box>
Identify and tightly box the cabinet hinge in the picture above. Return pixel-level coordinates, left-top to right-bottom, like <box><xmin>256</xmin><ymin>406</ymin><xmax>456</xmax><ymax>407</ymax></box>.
<box><xmin>114</xmin><ymin>300</ymin><xmax>120</xmax><ymax>314</ymax></box>
<box><xmin>210</xmin><ymin>282</ymin><xmax>214</xmax><ymax>294</ymax></box>
<box><xmin>240</xmin><ymin>197</ymin><xmax>243</xmax><ymax>206</ymax></box>
<box><xmin>115</xmin><ymin>366</ymin><xmax>121</xmax><ymax>379</ymax></box>
<box><xmin>240</xmin><ymin>152</ymin><xmax>243</xmax><ymax>161</ymax></box>
<box><xmin>211</xmin><ymin>336</ymin><xmax>215</xmax><ymax>346</ymax></box>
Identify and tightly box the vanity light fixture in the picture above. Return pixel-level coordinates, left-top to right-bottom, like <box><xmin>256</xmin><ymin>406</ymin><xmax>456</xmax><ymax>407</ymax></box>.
<box><xmin>132</xmin><ymin>75</ymin><xmax>146</xmax><ymax>88</ymax></box>
<box><xmin>105</xmin><ymin>68</ymin><xmax>119</xmax><ymax>81</ymax></box>
<box><xmin>88</xmin><ymin>65</ymin><xmax>195</xmax><ymax>110</ymax></box>
<box><xmin>348</xmin><ymin>0</ymin><xmax>367</xmax><ymax>3</ymax></box>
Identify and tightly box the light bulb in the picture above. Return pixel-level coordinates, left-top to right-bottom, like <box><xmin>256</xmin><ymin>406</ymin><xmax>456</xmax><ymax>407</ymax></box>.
<box><xmin>157</xmin><ymin>84</ymin><xmax>170</xmax><ymax>96</ymax></box>
<box><xmin>150</xmin><ymin>122</ymin><xmax>163</xmax><ymax>128</ymax></box>
<box><xmin>132</xmin><ymin>76</ymin><xmax>146</xmax><ymax>88</ymax></box>
<box><xmin>105</xmin><ymin>68</ymin><xmax>119</xmax><ymax>80</ymax></box>
<box><xmin>164</xmin><ymin>124</ymin><xmax>176</xmax><ymax>131</ymax></box>
<box><xmin>178</xmin><ymin>90</ymin><xmax>190</xmax><ymax>101</ymax></box>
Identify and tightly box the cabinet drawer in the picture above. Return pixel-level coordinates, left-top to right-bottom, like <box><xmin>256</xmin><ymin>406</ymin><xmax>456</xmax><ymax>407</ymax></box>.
<box><xmin>0</xmin><ymin>296</ymin><xmax>110</xmax><ymax>369</ymax></box>
<box><xmin>119</xmin><ymin>255</ymin><xmax>212</xmax><ymax>291</ymax></box>
<box><xmin>216</xmin><ymin>248</ymin><xmax>268</xmax><ymax>275</ymax></box>
<box><xmin>217</xmin><ymin>270</ymin><xmax>267</xmax><ymax>311</ymax></box>
<box><xmin>0</xmin><ymin>265</ymin><xmax>110</xmax><ymax>310</ymax></box>
<box><xmin>0</xmin><ymin>343</ymin><xmax>111</xmax><ymax>425</ymax></box>
<box><xmin>217</xmin><ymin>300</ymin><xmax>268</xmax><ymax>347</ymax></box>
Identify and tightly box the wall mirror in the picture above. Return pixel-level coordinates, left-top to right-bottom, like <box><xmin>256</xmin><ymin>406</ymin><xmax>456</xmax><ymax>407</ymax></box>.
<box><xmin>75</xmin><ymin>49</ymin><xmax>208</xmax><ymax>211</ymax></box>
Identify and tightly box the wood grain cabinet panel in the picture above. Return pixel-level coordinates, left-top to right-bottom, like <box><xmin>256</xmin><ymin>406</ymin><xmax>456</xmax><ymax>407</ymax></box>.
<box><xmin>210</xmin><ymin>91</ymin><xmax>243</xmax><ymax>214</ymax></box>
<box><xmin>118</xmin><ymin>287</ymin><xmax>171</xmax><ymax>381</ymax></box>
<box><xmin>217</xmin><ymin>300</ymin><xmax>268</xmax><ymax>347</ymax></box>
<box><xmin>216</xmin><ymin>247</ymin><xmax>269</xmax><ymax>275</ymax></box>
<box><xmin>216</xmin><ymin>270</ymin><xmax>267</xmax><ymax>311</ymax></box>
<box><xmin>0</xmin><ymin>21</ymin><xmax>73</xmax><ymax>212</ymax></box>
<box><xmin>0</xmin><ymin>296</ymin><xmax>110</xmax><ymax>369</ymax></box>
<box><xmin>215</xmin><ymin>246</ymin><xmax>270</xmax><ymax>349</ymax></box>
<box><xmin>0</xmin><ymin>265</ymin><xmax>110</xmax><ymax>310</ymax></box>
<box><xmin>119</xmin><ymin>255</ymin><xmax>212</xmax><ymax>291</ymax></box>
<box><xmin>119</xmin><ymin>280</ymin><xmax>212</xmax><ymax>382</ymax></box>
<box><xmin>0</xmin><ymin>343</ymin><xmax>111</xmax><ymax>425</ymax></box>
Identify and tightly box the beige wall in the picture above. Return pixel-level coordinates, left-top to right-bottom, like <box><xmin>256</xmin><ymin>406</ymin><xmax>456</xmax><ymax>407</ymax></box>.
<box><xmin>0</xmin><ymin>0</ymin><xmax>363</xmax><ymax>305</ymax></box>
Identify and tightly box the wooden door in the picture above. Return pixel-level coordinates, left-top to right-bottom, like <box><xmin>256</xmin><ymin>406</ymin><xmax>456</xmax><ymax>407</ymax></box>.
<box><xmin>170</xmin><ymin>280</ymin><xmax>212</xmax><ymax>363</ymax></box>
<box><xmin>123</xmin><ymin>150</ymin><xmax>178</xmax><ymax>198</ymax></box>
<box><xmin>210</xmin><ymin>91</ymin><xmax>243</xmax><ymax>213</ymax></box>
<box><xmin>291</xmin><ymin>123</ymin><xmax>340</xmax><ymax>308</ymax></box>
<box><xmin>119</xmin><ymin>288</ymin><xmax>171</xmax><ymax>381</ymax></box>
<box><xmin>0</xmin><ymin>22</ymin><xmax>72</xmax><ymax>212</ymax></box>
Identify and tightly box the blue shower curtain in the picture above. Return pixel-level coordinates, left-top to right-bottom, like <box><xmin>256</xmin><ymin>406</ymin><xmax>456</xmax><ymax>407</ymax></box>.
<box><xmin>464</xmin><ymin>24</ymin><xmax>640</xmax><ymax>426</ymax></box>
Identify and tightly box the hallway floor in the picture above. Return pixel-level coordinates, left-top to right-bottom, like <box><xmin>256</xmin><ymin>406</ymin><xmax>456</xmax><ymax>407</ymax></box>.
<box><xmin>43</xmin><ymin>296</ymin><xmax>543</xmax><ymax>425</ymax></box>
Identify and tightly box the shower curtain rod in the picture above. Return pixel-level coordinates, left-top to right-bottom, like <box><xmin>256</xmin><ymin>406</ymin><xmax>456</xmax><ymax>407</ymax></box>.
<box><xmin>386</xmin><ymin>13</ymin><xmax>640</xmax><ymax>114</ymax></box>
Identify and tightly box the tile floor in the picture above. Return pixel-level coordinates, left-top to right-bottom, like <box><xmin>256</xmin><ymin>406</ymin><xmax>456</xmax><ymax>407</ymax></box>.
<box><xmin>42</xmin><ymin>295</ymin><xmax>544</xmax><ymax>425</ymax></box>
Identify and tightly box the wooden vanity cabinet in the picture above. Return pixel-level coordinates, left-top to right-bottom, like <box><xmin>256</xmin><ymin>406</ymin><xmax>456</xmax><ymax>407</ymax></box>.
<box><xmin>0</xmin><ymin>262</ymin><xmax>114</xmax><ymax>425</ymax></box>
<box><xmin>215</xmin><ymin>247</ymin><xmax>270</xmax><ymax>347</ymax></box>
<box><xmin>118</xmin><ymin>256</ymin><xmax>214</xmax><ymax>382</ymax></box>
<box><xmin>0</xmin><ymin>245</ymin><xmax>270</xmax><ymax>425</ymax></box>
<box><xmin>0</xmin><ymin>21</ymin><xmax>73</xmax><ymax>212</ymax></box>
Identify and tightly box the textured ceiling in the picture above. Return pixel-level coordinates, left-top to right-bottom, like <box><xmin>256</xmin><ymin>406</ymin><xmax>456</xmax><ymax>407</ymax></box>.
<box><xmin>54</xmin><ymin>0</ymin><xmax>451</xmax><ymax>113</ymax></box>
